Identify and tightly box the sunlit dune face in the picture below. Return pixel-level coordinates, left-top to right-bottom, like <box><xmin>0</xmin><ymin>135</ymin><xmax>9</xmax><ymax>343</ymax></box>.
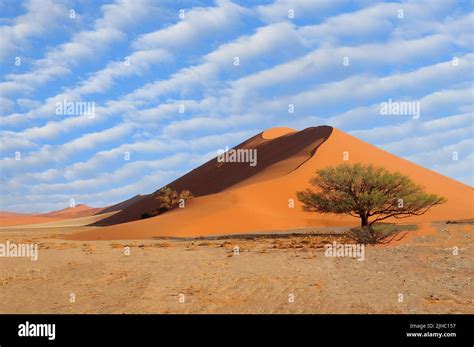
<box><xmin>261</xmin><ymin>127</ymin><xmax>296</xmax><ymax>140</ymax></box>
<box><xmin>65</xmin><ymin>126</ymin><xmax>473</xmax><ymax>241</ymax></box>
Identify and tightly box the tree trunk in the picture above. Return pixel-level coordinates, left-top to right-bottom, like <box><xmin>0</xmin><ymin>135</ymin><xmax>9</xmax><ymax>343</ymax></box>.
<box><xmin>360</xmin><ymin>214</ymin><xmax>369</xmax><ymax>227</ymax></box>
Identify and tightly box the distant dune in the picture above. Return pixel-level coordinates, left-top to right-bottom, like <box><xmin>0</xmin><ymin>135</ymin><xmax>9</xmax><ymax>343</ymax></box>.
<box><xmin>0</xmin><ymin>211</ymin><xmax>61</xmax><ymax>227</ymax></box>
<box><xmin>0</xmin><ymin>204</ymin><xmax>104</xmax><ymax>227</ymax></box>
<box><xmin>0</xmin><ymin>211</ymin><xmax>29</xmax><ymax>217</ymax></box>
<box><xmin>67</xmin><ymin>126</ymin><xmax>473</xmax><ymax>241</ymax></box>
<box><xmin>41</xmin><ymin>204</ymin><xmax>104</xmax><ymax>219</ymax></box>
<box><xmin>0</xmin><ymin>211</ymin><xmax>118</xmax><ymax>229</ymax></box>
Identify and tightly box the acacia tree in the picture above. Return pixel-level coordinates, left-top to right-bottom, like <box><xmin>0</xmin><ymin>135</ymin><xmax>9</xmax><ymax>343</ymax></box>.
<box><xmin>155</xmin><ymin>186</ymin><xmax>194</xmax><ymax>214</ymax></box>
<box><xmin>296</xmin><ymin>163</ymin><xmax>446</xmax><ymax>228</ymax></box>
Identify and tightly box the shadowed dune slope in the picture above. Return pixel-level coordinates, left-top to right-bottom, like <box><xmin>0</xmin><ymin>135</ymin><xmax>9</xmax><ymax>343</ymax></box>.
<box><xmin>96</xmin><ymin>195</ymin><xmax>146</xmax><ymax>215</ymax></box>
<box><xmin>94</xmin><ymin>126</ymin><xmax>332</xmax><ymax>226</ymax></box>
<box><xmin>68</xmin><ymin>126</ymin><xmax>473</xmax><ymax>240</ymax></box>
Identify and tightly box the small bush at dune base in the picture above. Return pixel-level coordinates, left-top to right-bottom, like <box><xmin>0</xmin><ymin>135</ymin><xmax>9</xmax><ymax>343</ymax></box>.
<box><xmin>347</xmin><ymin>224</ymin><xmax>417</xmax><ymax>244</ymax></box>
<box><xmin>154</xmin><ymin>186</ymin><xmax>194</xmax><ymax>215</ymax></box>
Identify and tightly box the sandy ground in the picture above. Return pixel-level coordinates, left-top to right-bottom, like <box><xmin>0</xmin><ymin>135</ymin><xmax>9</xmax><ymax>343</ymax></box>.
<box><xmin>0</xmin><ymin>223</ymin><xmax>472</xmax><ymax>314</ymax></box>
<box><xmin>0</xmin><ymin>211</ymin><xmax>118</xmax><ymax>230</ymax></box>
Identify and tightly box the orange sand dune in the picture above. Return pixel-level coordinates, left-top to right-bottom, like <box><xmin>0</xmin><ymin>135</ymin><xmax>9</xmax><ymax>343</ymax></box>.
<box><xmin>0</xmin><ymin>211</ymin><xmax>27</xmax><ymax>217</ymax></box>
<box><xmin>0</xmin><ymin>211</ymin><xmax>118</xmax><ymax>229</ymax></box>
<box><xmin>0</xmin><ymin>204</ymin><xmax>104</xmax><ymax>227</ymax></box>
<box><xmin>95</xmin><ymin>126</ymin><xmax>332</xmax><ymax>226</ymax></box>
<box><xmin>261</xmin><ymin>126</ymin><xmax>296</xmax><ymax>139</ymax></box>
<box><xmin>68</xmin><ymin>126</ymin><xmax>473</xmax><ymax>240</ymax></box>
<box><xmin>0</xmin><ymin>214</ymin><xmax>62</xmax><ymax>227</ymax></box>
<box><xmin>41</xmin><ymin>204</ymin><xmax>103</xmax><ymax>219</ymax></box>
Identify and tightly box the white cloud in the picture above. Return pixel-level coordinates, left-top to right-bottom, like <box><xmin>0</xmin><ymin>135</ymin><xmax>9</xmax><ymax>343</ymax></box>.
<box><xmin>257</xmin><ymin>0</ymin><xmax>343</xmax><ymax>23</ymax></box>
<box><xmin>16</xmin><ymin>98</ymin><xmax>41</xmax><ymax>110</ymax></box>
<box><xmin>349</xmin><ymin>113</ymin><xmax>473</xmax><ymax>144</ymax></box>
<box><xmin>0</xmin><ymin>123</ymin><xmax>133</xmax><ymax>175</ymax></box>
<box><xmin>0</xmin><ymin>169</ymin><xmax>180</xmax><ymax>212</ymax></box>
<box><xmin>382</xmin><ymin>127</ymin><xmax>472</xmax><ymax>156</ymax></box>
<box><xmin>0</xmin><ymin>96</ymin><xmax>15</xmax><ymax>114</ymax></box>
<box><xmin>30</xmin><ymin>154</ymin><xmax>190</xmax><ymax>195</ymax></box>
<box><xmin>0</xmin><ymin>0</ymin><xmax>67</xmax><ymax>62</ymax></box>
<box><xmin>328</xmin><ymin>85</ymin><xmax>473</xmax><ymax>128</ymax></box>
<box><xmin>298</xmin><ymin>2</ymin><xmax>400</xmax><ymax>46</ymax></box>
<box><xmin>0</xmin><ymin>0</ymin><xmax>161</xmax><ymax>96</ymax></box>
<box><xmin>75</xmin><ymin>49</ymin><xmax>171</xmax><ymax>94</ymax></box>
<box><xmin>133</xmin><ymin>0</ymin><xmax>249</xmax><ymax>50</ymax></box>
<box><xmin>229</xmin><ymin>34</ymin><xmax>457</xmax><ymax>101</ymax></box>
<box><xmin>0</xmin><ymin>0</ymin><xmax>247</xmax><ymax>128</ymax></box>
<box><xmin>125</xmin><ymin>21</ymin><xmax>303</xmax><ymax>103</ymax></box>
<box><xmin>2</xmin><ymin>0</ymin><xmax>473</xmax><ymax>212</ymax></box>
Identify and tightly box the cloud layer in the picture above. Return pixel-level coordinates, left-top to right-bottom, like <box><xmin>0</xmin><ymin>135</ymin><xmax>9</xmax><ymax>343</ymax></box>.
<box><xmin>1</xmin><ymin>0</ymin><xmax>472</xmax><ymax>212</ymax></box>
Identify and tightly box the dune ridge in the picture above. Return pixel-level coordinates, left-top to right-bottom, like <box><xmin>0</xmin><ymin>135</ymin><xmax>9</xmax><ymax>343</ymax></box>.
<box><xmin>0</xmin><ymin>204</ymin><xmax>104</xmax><ymax>227</ymax></box>
<box><xmin>94</xmin><ymin>126</ymin><xmax>333</xmax><ymax>226</ymax></box>
<box><xmin>0</xmin><ymin>211</ymin><xmax>118</xmax><ymax>229</ymax></box>
<box><xmin>67</xmin><ymin>126</ymin><xmax>473</xmax><ymax>241</ymax></box>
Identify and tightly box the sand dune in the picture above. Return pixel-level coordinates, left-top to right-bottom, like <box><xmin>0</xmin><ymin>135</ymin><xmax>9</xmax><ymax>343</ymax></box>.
<box><xmin>0</xmin><ymin>214</ymin><xmax>62</xmax><ymax>227</ymax></box>
<box><xmin>0</xmin><ymin>211</ymin><xmax>30</xmax><ymax>217</ymax></box>
<box><xmin>0</xmin><ymin>211</ymin><xmax>118</xmax><ymax>229</ymax></box>
<box><xmin>97</xmin><ymin>195</ymin><xmax>145</xmax><ymax>215</ymax></box>
<box><xmin>95</xmin><ymin>126</ymin><xmax>332</xmax><ymax>226</ymax></box>
<box><xmin>68</xmin><ymin>126</ymin><xmax>473</xmax><ymax>241</ymax></box>
<box><xmin>261</xmin><ymin>126</ymin><xmax>296</xmax><ymax>139</ymax></box>
<box><xmin>0</xmin><ymin>204</ymin><xmax>104</xmax><ymax>227</ymax></box>
<box><xmin>41</xmin><ymin>204</ymin><xmax>103</xmax><ymax>219</ymax></box>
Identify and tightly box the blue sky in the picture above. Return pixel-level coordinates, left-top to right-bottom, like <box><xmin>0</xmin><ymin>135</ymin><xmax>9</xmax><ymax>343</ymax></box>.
<box><xmin>0</xmin><ymin>0</ymin><xmax>473</xmax><ymax>213</ymax></box>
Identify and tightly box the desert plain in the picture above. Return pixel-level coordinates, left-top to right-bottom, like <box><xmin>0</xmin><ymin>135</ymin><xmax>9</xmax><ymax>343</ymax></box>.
<box><xmin>0</xmin><ymin>220</ymin><xmax>472</xmax><ymax>314</ymax></box>
<box><xmin>1</xmin><ymin>126</ymin><xmax>472</xmax><ymax>314</ymax></box>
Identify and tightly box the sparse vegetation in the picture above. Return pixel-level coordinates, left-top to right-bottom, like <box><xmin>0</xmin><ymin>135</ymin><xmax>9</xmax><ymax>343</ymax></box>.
<box><xmin>347</xmin><ymin>224</ymin><xmax>417</xmax><ymax>244</ymax></box>
<box><xmin>297</xmin><ymin>163</ymin><xmax>446</xmax><ymax>244</ymax></box>
<box><xmin>154</xmin><ymin>186</ymin><xmax>194</xmax><ymax>215</ymax></box>
<box><xmin>446</xmin><ymin>219</ymin><xmax>474</xmax><ymax>224</ymax></box>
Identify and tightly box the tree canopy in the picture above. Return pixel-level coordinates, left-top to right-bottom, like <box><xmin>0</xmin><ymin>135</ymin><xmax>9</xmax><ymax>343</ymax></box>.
<box><xmin>296</xmin><ymin>163</ymin><xmax>446</xmax><ymax>227</ymax></box>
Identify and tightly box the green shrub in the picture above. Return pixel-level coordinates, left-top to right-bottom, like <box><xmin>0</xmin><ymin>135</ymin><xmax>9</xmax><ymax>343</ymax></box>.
<box><xmin>297</xmin><ymin>163</ymin><xmax>446</xmax><ymax>228</ymax></box>
<box><xmin>154</xmin><ymin>186</ymin><xmax>194</xmax><ymax>215</ymax></box>
<box><xmin>347</xmin><ymin>224</ymin><xmax>417</xmax><ymax>244</ymax></box>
